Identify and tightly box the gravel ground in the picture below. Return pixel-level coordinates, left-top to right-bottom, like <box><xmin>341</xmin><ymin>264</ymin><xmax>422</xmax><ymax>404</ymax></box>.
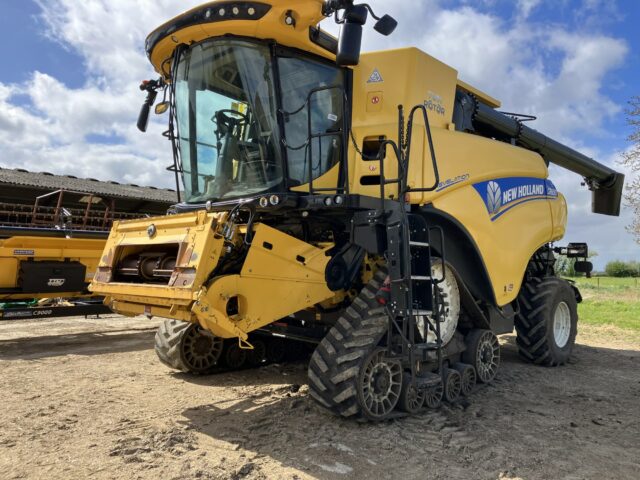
<box><xmin>0</xmin><ymin>315</ymin><xmax>638</xmax><ymax>480</ymax></box>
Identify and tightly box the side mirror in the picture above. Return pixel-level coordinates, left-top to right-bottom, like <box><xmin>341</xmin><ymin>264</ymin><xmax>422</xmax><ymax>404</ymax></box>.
<box><xmin>336</xmin><ymin>5</ymin><xmax>368</xmax><ymax>66</ymax></box>
<box><xmin>374</xmin><ymin>14</ymin><xmax>397</xmax><ymax>36</ymax></box>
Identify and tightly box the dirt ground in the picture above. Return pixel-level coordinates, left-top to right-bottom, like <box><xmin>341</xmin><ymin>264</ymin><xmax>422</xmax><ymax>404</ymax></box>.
<box><xmin>1</xmin><ymin>315</ymin><xmax>638</xmax><ymax>480</ymax></box>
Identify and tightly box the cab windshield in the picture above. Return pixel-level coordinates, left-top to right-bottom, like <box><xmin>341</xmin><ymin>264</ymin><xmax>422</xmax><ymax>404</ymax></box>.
<box><xmin>174</xmin><ymin>39</ymin><xmax>345</xmax><ymax>203</ymax></box>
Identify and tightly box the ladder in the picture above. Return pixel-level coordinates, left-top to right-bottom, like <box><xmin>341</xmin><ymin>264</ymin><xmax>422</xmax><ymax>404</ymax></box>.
<box><xmin>371</xmin><ymin>104</ymin><xmax>446</xmax><ymax>387</ymax></box>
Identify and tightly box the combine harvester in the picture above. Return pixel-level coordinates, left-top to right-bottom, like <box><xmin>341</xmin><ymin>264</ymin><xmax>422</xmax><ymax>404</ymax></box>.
<box><xmin>0</xmin><ymin>169</ymin><xmax>175</xmax><ymax>320</ymax></box>
<box><xmin>91</xmin><ymin>0</ymin><xmax>623</xmax><ymax>419</ymax></box>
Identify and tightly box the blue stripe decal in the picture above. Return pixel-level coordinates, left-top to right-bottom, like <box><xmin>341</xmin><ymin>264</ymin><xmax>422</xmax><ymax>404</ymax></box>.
<box><xmin>473</xmin><ymin>177</ymin><xmax>558</xmax><ymax>221</ymax></box>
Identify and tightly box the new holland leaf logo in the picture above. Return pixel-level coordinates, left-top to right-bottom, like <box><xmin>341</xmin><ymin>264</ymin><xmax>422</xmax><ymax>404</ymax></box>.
<box><xmin>367</xmin><ymin>68</ymin><xmax>383</xmax><ymax>83</ymax></box>
<box><xmin>486</xmin><ymin>181</ymin><xmax>502</xmax><ymax>215</ymax></box>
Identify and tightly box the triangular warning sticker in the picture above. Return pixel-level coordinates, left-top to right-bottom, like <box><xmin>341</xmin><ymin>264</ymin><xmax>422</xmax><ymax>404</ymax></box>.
<box><xmin>367</xmin><ymin>68</ymin><xmax>383</xmax><ymax>83</ymax></box>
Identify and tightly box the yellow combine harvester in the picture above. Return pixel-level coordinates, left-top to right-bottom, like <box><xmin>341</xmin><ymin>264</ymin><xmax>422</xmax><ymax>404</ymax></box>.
<box><xmin>91</xmin><ymin>0</ymin><xmax>624</xmax><ymax>419</ymax></box>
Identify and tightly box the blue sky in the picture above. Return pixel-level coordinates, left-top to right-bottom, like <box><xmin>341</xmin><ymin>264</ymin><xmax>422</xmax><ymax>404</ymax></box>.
<box><xmin>0</xmin><ymin>0</ymin><xmax>638</xmax><ymax>268</ymax></box>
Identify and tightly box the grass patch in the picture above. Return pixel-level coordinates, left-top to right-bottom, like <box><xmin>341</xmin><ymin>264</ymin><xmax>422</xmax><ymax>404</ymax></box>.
<box><xmin>567</xmin><ymin>277</ymin><xmax>640</xmax><ymax>332</ymax></box>
<box><xmin>579</xmin><ymin>299</ymin><xmax>640</xmax><ymax>331</ymax></box>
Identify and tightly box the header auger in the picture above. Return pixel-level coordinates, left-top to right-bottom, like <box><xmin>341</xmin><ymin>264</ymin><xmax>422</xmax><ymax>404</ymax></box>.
<box><xmin>91</xmin><ymin>0</ymin><xmax>623</xmax><ymax>420</ymax></box>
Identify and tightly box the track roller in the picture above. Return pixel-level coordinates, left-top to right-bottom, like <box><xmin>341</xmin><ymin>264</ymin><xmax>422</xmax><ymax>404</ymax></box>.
<box><xmin>398</xmin><ymin>374</ymin><xmax>426</xmax><ymax>414</ymax></box>
<box><xmin>223</xmin><ymin>342</ymin><xmax>247</xmax><ymax>369</ymax></box>
<box><xmin>443</xmin><ymin>368</ymin><xmax>462</xmax><ymax>403</ymax></box>
<box><xmin>423</xmin><ymin>382</ymin><xmax>444</xmax><ymax>409</ymax></box>
<box><xmin>453</xmin><ymin>362</ymin><xmax>477</xmax><ymax>396</ymax></box>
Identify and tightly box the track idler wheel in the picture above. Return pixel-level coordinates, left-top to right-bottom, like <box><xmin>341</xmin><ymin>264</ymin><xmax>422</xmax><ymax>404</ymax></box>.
<box><xmin>398</xmin><ymin>374</ymin><xmax>425</xmax><ymax>414</ymax></box>
<box><xmin>223</xmin><ymin>342</ymin><xmax>247</xmax><ymax>369</ymax></box>
<box><xmin>463</xmin><ymin>329</ymin><xmax>500</xmax><ymax>384</ymax></box>
<box><xmin>443</xmin><ymin>368</ymin><xmax>462</xmax><ymax>403</ymax></box>
<box><xmin>453</xmin><ymin>362</ymin><xmax>477</xmax><ymax>396</ymax></box>
<box><xmin>155</xmin><ymin>319</ymin><xmax>223</xmax><ymax>374</ymax></box>
<box><xmin>357</xmin><ymin>348</ymin><xmax>403</xmax><ymax>420</ymax></box>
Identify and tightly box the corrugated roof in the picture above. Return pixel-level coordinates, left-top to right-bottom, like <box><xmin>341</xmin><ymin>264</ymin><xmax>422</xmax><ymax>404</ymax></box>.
<box><xmin>0</xmin><ymin>168</ymin><xmax>178</xmax><ymax>204</ymax></box>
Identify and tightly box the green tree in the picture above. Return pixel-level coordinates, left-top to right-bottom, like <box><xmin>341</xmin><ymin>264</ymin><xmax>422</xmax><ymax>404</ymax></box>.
<box><xmin>605</xmin><ymin>260</ymin><xmax>640</xmax><ymax>277</ymax></box>
<box><xmin>621</xmin><ymin>96</ymin><xmax>640</xmax><ymax>242</ymax></box>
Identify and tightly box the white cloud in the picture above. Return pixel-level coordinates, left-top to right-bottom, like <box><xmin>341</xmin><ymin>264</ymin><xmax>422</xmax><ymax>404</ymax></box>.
<box><xmin>517</xmin><ymin>0</ymin><xmax>542</xmax><ymax>19</ymax></box>
<box><xmin>0</xmin><ymin>0</ymin><xmax>635</xmax><ymax>265</ymax></box>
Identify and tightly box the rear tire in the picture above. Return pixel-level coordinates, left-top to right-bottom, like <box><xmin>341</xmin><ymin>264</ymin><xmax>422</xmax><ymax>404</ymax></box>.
<box><xmin>155</xmin><ymin>319</ymin><xmax>223</xmax><ymax>374</ymax></box>
<box><xmin>516</xmin><ymin>277</ymin><xmax>578</xmax><ymax>366</ymax></box>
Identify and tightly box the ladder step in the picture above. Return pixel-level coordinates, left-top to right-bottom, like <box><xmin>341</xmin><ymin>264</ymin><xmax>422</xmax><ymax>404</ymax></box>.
<box><xmin>411</xmin><ymin>309</ymin><xmax>432</xmax><ymax>316</ymax></box>
<box><xmin>411</xmin><ymin>275</ymin><xmax>432</xmax><ymax>281</ymax></box>
<box><xmin>409</xmin><ymin>241</ymin><xmax>430</xmax><ymax>248</ymax></box>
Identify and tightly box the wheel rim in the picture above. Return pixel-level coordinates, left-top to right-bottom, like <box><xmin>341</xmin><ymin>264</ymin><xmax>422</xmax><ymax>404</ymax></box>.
<box><xmin>460</xmin><ymin>367</ymin><xmax>476</xmax><ymax>396</ymax></box>
<box><xmin>401</xmin><ymin>379</ymin><xmax>425</xmax><ymax>413</ymax></box>
<box><xmin>359</xmin><ymin>349</ymin><xmax>403</xmax><ymax>419</ymax></box>
<box><xmin>424</xmin><ymin>383</ymin><xmax>443</xmax><ymax>409</ymax></box>
<box><xmin>225</xmin><ymin>343</ymin><xmax>247</xmax><ymax>369</ymax></box>
<box><xmin>553</xmin><ymin>301</ymin><xmax>572</xmax><ymax>348</ymax></box>
<box><xmin>476</xmin><ymin>331</ymin><xmax>500</xmax><ymax>383</ymax></box>
<box><xmin>182</xmin><ymin>326</ymin><xmax>223</xmax><ymax>371</ymax></box>
<box><xmin>445</xmin><ymin>370</ymin><xmax>461</xmax><ymax>402</ymax></box>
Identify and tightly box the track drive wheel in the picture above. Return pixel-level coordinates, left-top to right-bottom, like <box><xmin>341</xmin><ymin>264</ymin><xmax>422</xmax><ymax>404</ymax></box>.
<box><xmin>463</xmin><ymin>329</ymin><xmax>500</xmax><ymax>384</ymax></box>
<box><xmin>443</xmin><ymin>368</ymin><xmax>462</xmax><ymax>403</ymax></box>
<box><xmin>398</xmin><ymin>374</ymin><xmax>425</xmax><ymax>414</ymax></box>
<box><xmin>453</xmin><ymin>363</ymin><xmax>477</xmax><ymax>396</ymax></box>
<box><xmin>155</xmin><ymin>319</ymin><xmax>223</xmax><ymax>374</ymax></box>
<box><xmin>515</xmin><ymin>277</ymin><xmax>578</xmax><ymax>366</ymax></box>
<box><xmin>308</xmin><ymin>269</ymin><xmax>393</xmax><ymax>420</ymax></box>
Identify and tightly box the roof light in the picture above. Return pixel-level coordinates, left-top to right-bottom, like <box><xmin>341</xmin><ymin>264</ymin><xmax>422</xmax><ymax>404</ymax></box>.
<box><xmin>324</xmin><ymin>197</ymin><xmax>333</xmax><ymax>206</ymax></box>
<box><xmin>232</xmin><ymin>6</ymin><xmax>240</xmax><ymax>16</ymax></box>
<box><xmin>218</xmin><ymin>7</ymin><xmax>226</xmax><ymax>16</ymax></box>
<box><xmin>248</xmin><ymin>7</ymin><xmax>256</xmax><ymax>16</ymax></box>
<box><xmin>334</xmin><ymin>195</ymin><xmax>344</xmax><ymax>205</ymax></box>
<box><xmin>269</xmin><ymin>195</ymin><xmax>280</xmax><ymax>206</ymax></box>
<box><xmin>259</xmin><ymin>197</ymin><xmax>269</xmax><ymax>208</ymax></box>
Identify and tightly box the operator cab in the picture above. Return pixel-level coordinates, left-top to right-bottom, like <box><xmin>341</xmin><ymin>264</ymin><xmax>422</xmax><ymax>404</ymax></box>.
<box><xmin>174</xmin><ymin>38</ymin><xmax>346</xmax><ymax>203</ymax></box>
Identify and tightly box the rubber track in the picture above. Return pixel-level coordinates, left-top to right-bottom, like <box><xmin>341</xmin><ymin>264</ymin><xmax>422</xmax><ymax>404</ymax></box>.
<box><xmin>515</xmin><ymin>276</ymin><xmax>567</xmax><ymax>366</ymax></box>
<box><xmin>307</xmin><ymin>269</ymin><xmax>389</xmax><ymax>418</ymax></box>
